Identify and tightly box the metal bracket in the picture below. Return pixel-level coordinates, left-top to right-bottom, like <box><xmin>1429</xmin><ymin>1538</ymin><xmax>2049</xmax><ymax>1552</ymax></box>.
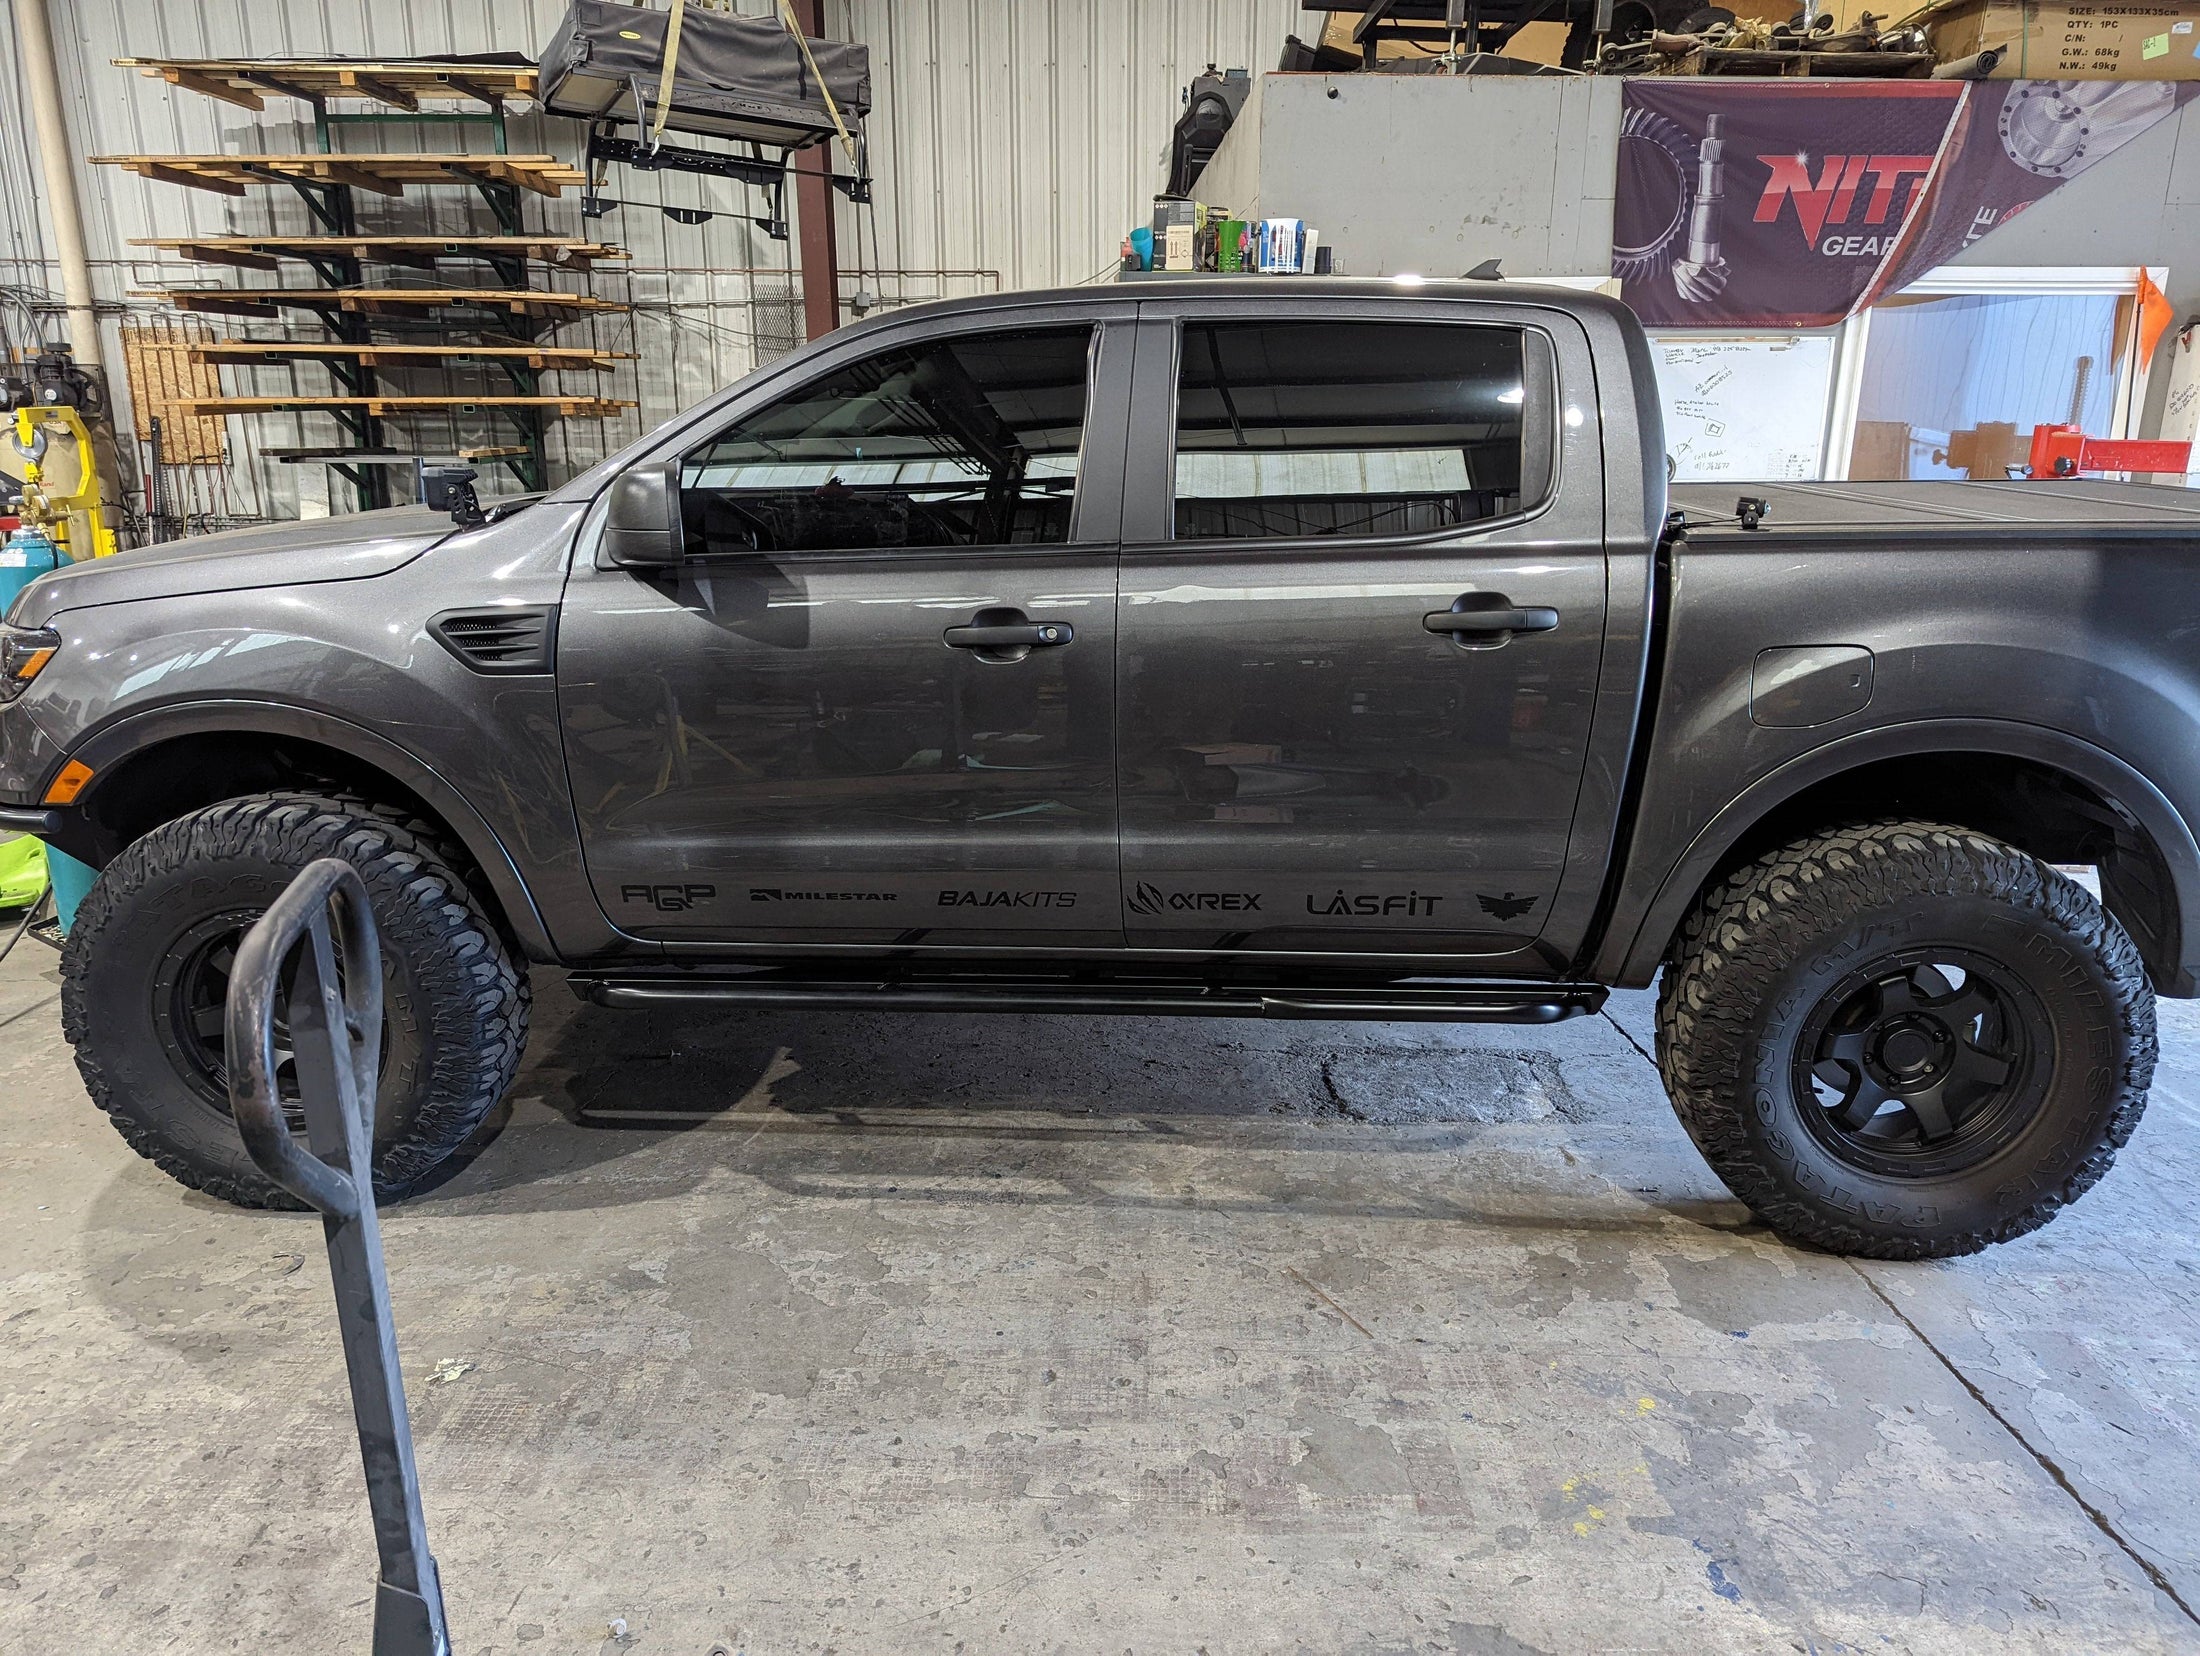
<box><xmin>241</xmin><ymin>164</ymin><xmax>353</xmax><ymax>236</ymax></box>
<box><xmin>225</xmin><ymin>860</ymin><xmax>453</xmax><ymax>1656</ymax></box>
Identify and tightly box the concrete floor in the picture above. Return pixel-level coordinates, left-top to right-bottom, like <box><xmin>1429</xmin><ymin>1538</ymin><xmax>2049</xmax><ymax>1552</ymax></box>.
<box><xmin>4</xmin><ymin>934</ymin><xmax>2200</xmax><ymax>1656</ymax></box>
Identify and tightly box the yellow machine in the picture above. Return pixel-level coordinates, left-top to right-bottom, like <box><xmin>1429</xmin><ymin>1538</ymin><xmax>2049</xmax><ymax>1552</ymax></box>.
<box><xmin>3</xmin><ymin>398</ymin><xmax>121</xmax><ymax>561</ymax></box>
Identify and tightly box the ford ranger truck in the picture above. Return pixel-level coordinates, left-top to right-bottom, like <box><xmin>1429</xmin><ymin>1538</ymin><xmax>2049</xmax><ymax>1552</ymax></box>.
<box><xmin>3</xmin><ymin>280</ymin><xmax>2194</xmax><ymax>1259</ymax></box>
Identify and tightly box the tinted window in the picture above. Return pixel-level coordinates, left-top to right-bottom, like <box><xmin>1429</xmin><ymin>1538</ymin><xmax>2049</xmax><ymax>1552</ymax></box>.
<box><xmin>1172</xmin><ymin>320</ymin><xmax>1528</xmax><ymax>541</ymax></box>
<box><xmin>682</xmin><ymin>325</ymin><xmax>1093</xmax><ymax>554</ymax></box>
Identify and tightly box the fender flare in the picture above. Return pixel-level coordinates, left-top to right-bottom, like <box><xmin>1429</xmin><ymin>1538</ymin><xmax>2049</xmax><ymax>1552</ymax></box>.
<box><xmin>51</xmin><ymin>698</ymin><xmax>558</xmax><ymax>962</ymax></box>
<box><xmin>1597</xmin><ymin>717</ymin><xmax>2200</xmax><ymax>994</ymax></box>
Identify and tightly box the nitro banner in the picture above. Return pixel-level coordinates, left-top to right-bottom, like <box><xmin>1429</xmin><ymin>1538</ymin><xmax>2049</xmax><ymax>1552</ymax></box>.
<box><xmin>1615</xmin><ymin>80</ymin><xmax>2195</xmax><ymax>329</ymax></box>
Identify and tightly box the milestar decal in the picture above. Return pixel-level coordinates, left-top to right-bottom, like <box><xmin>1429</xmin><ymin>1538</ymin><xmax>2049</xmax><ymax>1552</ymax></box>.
<box><xmin>937</xmin><ymin>889</ymin><xmax>1078</xmax><ymax>909</ymax></box>
<box><xmin>1126</xmin><ymin>881</ymin><xmax>1263</xmax><ymax>917</ymax></box>
<box><xmin>1305</xmin><ymin>890</ymin><xmax>1444</xmax><ymax>918</ymax></box>
<box><xmin>748</xmin><ymin>887</ymin><xmax>899</xmax><ymax>903</ymax></box>
<box><xmin>622</xmin><ymin>883</ymin><xmax>717</xmax><ymax>913</ymax></box>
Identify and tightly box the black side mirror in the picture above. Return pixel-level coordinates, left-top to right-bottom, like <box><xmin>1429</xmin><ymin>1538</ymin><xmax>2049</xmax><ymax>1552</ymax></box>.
<box><xmin>603</xmin><ymin>461</ymin><xmax>684</xmax><ymax>569</ymax></box>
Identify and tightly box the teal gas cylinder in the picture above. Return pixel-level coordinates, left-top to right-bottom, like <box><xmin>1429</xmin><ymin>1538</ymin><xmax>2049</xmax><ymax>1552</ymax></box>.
<box><xmin>1</xmin><ymin>524</ymin><xmax>78</xmax><ymax>927</ymax></box>
<box><xmin>0</xmin><ymin>523</ymin><xmax>64</xmax><ymax>618</ymax></box>
<box><xmin>45</xmin><ymin>846</ymin><xmax>96</xmax><ymax>933</ymax></box>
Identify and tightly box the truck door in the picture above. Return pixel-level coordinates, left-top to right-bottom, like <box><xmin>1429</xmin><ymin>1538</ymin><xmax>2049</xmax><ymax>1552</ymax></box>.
<box><xmin>1115</xmin><ymin>298</ymin><xmax>1606</xmax><ymax>958</ymax></box>
<box><xmin>558</xmin><ymin>307</ymin><xmax>1131</xmax><ymax>948</ymax></box>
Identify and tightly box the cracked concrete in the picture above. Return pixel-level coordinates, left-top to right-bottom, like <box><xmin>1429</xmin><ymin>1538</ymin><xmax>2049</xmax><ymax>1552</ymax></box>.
<box><xmin>3</xmin><ymin>935</ymin><xmax>2199</xmax><ymax>1654</ymax></box>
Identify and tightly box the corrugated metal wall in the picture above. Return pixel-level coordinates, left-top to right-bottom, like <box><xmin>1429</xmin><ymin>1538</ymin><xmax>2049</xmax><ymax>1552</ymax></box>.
<box><xmin>0</xmin><ymin>0</ymin><xmax>1298</xmax><ymax>520</ymax></box>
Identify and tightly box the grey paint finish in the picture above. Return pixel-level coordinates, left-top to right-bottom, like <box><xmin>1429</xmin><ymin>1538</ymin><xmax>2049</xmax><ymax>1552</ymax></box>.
<box><xmin>1</xmin><ymin>502</ymin><xmax>608</xmax><ymax>964</ymax></box>
<box><xmin>1599</xmin><ymin>479</ymin><xmax>2200</xmax><ymax>990</ymax></box>
<box><xmin>7</xmin><ymin>507</ymin><xmax>454</xmax><ymax>627</ymax></box>
<box><xmin>1112</xmin><ymin>299</ymin><xmax>1609</xmax><ymax>957</ymax></box>
<box><xmin>1750</xmin><ymin>646</ymin><xmax>1873</xmax><ymax>729</ymax></box>
<box><xmin>6</xmin><ymin>284</ymin><xmax>2200</xmax><ymax>999</ymax></box>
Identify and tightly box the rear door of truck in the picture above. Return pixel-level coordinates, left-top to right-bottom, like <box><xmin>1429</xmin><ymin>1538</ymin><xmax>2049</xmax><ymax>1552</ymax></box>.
<box><xmin>1112</xmin><ymin>293</ymin><xmax>1609</xmax><ymax>959</ymax></box>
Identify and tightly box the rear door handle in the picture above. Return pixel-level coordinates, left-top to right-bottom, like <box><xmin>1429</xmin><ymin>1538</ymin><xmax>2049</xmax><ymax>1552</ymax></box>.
<box><xmin>1423</xmin><ymin>603</ymin><xmax>1559</xmax><ymax>638</ymax></box>
<box><xmin>944</xmin><ymin>621</ymin><xmax>1074</xmax><ymax>649</ymax></box>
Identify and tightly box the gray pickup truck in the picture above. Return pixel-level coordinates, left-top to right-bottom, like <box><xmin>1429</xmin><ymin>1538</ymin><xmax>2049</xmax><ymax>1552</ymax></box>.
<box><xmin>4</xmin><ymin>280</ymin><xmax>2196</xmax><ymax>1259</ymax></box>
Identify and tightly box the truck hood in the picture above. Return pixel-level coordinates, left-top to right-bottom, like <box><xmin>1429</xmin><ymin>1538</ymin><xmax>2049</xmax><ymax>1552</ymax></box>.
<box><xmin>7</xmin><ymin>506</ymin><xmax>454</xmax><ymax>627</ymax></box>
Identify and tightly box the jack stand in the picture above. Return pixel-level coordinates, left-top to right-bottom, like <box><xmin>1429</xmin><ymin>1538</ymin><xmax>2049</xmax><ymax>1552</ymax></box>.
<box><xmin>225</xmin><ymin>860</ymin><xmax>453</xmax><ymax>1656</ymax></box>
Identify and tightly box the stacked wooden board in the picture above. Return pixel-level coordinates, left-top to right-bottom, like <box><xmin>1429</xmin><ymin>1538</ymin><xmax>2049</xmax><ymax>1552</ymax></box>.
<box><xmin>101</xmin><ymin>56</ymin><xmax>634</xmax><ymax>506</ymax></box>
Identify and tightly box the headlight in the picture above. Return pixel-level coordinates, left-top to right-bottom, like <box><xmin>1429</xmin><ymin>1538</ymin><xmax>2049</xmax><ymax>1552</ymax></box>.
<box><xmin>0</xmin><ymin>625</ymin><xmax>59</xmax><ymax>702</ymax></box>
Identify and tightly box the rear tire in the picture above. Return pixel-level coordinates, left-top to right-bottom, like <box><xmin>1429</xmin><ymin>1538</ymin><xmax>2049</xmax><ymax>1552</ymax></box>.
<box><xmin>1656</xmin><ymin>820</ymin><xmax>2155</xmax><ymax>1259</ymax></box>
<box><xmin>60</xmin><ymin>793</ymin><xmax>529</xmax><ymax>1209</ymax></box>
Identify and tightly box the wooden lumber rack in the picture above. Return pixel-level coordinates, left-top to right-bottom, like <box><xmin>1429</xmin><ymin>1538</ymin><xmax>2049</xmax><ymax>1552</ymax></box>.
<box><xmin>174</xmin><ymin>394</ymin><xmax>633</xmax><ymax>419</ymax></box>
<box><xmin>108</xmin><ymin>52</ymin><xmax>630</xmax><ymax>504</ymax></box>
<box><xmin>95</xmin><ymin>151</ymin><xmax>584</xmax><ymax>195</ymax></box>
<box><xmin>132</xmin><ymin>235</ymin><xmax>628</xmax><ymax>283</ymax></box>
<box><xmin>141</xmin><ymin>287</ymin><xmax>625</xmax><ymax>322</ymax></box>
<box><xmin>114</xmin><ymin>56</ymin><xmax>538</xmax><ymax>111</ymax></box>
<box><xmin>94</xmin><ymin>154</ymin><xmax>585</xmax><ymax>237</ymax></box>
<box><xmin>190</xmin><ymin>342</ymin><xmax>629</xmax><ymax>373</ymax></box>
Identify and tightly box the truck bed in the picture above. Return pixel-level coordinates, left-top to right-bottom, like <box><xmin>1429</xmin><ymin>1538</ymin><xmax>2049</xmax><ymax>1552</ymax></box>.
<box><xmin>1669</xmin><ymin>479</ymin><xmax>2200</xmax><ymax>540</ymax></box>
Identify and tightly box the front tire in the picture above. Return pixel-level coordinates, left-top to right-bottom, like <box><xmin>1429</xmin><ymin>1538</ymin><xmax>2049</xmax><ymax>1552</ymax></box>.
<box><xmin>1656</xmin><ymin>820</ymin><xmax>2156</xmax><ymax>1259</ymax></box>
<box><xmin>60</xmin><ymin>793</ymin><xmax>529</xmax><ymax>1209</ymax></box>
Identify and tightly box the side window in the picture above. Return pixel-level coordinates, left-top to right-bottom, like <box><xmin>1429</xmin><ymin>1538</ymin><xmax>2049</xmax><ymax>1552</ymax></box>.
<box><xmin>680</xmin><ymin>325</ymin><xmax>1094</xmax><ymax>556</ymax></box>
<box><xmin>1172</xmin><ymin>320</ymin><xmax>1535</xmax><ymax>541</ymax></box>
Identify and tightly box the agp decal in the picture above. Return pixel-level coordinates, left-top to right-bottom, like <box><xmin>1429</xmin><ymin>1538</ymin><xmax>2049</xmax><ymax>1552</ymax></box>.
<box><xmin>622</xmin><ymin>883</ymin><xmax>717</xmax><ymax>913</ymax></box>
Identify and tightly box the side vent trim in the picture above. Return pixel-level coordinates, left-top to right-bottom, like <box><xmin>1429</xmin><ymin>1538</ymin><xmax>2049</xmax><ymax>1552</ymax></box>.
<box><xmin>428</xmin><ymin>605</ymin><xmax>559</xmax><ymax>675</ymax></box>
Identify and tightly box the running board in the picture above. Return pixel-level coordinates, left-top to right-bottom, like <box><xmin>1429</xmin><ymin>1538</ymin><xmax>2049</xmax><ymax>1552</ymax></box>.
<box><xmin>569</xmin><ymin>974</ymin><xmax>1606</xmax><ymax>1024</ymax></box>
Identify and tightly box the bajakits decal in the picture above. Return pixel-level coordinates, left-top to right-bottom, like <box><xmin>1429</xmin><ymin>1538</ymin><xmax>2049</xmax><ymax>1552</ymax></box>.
<box><xmin>936</xmin><ymin>889</ymin><xmax>1077</xmax><ymax>909</ymax></box>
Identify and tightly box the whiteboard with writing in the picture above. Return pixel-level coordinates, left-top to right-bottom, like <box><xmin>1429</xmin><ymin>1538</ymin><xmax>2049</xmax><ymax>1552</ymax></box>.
<box><xmin>1648</xmin><ymin>334</ymin><xmax>1836</xmax><ymax>482</ymax></box>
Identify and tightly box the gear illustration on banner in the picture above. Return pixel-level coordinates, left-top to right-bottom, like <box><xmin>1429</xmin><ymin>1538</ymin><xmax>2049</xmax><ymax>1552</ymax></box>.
<box><xmin>1613</xmin><ymin>105</ymin><xmax>1697</xmax><ymax>284</ymax></box>
<box><xmin>1998</xmin><ymin>80</ymin><xmax>2178</xmax><ymax>179</ymax></box>
<box><xmin>1670</xmin><ymin>112</ymin><xmax>1732</xmax><ymax>303</ymax></box>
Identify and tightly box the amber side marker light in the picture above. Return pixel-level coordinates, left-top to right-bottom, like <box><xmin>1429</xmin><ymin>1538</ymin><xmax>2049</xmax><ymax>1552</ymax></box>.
<box><xmin>43</xmin><ymin>759</ymin><xmax>94</xmax><ymax>806</ymax></box>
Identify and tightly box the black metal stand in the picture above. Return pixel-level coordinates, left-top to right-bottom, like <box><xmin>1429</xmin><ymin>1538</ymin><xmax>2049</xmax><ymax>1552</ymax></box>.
<box><xmin>224</xmin><ymin>860</ymin><xmax>452</xmax><ymax>1656</ymax></box>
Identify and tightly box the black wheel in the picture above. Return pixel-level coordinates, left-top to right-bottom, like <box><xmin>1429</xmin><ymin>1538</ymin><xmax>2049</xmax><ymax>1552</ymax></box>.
<box><xmin>60</xmin><ymin>793</ymin><xmax>530</xmax><ymax>1209</ymax></box>
<box><xmin>1656</xmin><ymin>820</ymin><xmax>2156</xmax><ymax>1258</ymax></box>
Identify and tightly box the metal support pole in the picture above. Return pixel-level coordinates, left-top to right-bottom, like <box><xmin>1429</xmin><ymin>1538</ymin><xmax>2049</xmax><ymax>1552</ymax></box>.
<box><xmin>226</xmin><ymin>861</ymin><xmax>452</xmax><ymax>1656</ymax></box>
<box><xmin>789</xmin><ymin>0</ymin><xmax>840</xmax><ymax>341</ymax></box>
<box><xmin>14</xmin><ymin>0</ymin><xmax>101</xmax><ymax>368</ymax></box>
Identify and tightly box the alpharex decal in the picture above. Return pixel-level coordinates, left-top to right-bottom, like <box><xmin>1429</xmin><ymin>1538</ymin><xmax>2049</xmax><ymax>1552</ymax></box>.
<box><xmin>937</xmin><ymin>889</ymin><xmax>1077</xmax><ymax>910</ymax></box>
<box><xmin>1126</xmin><ymin>881</ymin><xmax>1263</xmax><ymax>917</ymax></box>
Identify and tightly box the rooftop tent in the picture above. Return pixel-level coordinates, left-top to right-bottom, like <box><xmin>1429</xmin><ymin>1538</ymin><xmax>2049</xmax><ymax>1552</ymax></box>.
<box><xmin>537</xmin><ymin>0</ymin><xmax>871</xmax><ymax>149</ymax></box>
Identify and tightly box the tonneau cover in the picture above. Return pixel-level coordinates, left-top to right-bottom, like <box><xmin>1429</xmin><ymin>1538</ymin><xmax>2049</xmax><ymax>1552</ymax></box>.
<box><xmin>537</xmin><ymin>0</ymin><xmax>870</xmax><ymax>148</ymax></box>
<box><xmin>1671</xmin><ymin>479</ymin><xmax>2200</xmax><ymax>537</ymax></box>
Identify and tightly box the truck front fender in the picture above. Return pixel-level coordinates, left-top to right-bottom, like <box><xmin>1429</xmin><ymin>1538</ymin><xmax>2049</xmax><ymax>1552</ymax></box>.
<box><xmin>48</xmin><ymin>698</ymin><xmax>561</xmax><ymax>963</ymax></box>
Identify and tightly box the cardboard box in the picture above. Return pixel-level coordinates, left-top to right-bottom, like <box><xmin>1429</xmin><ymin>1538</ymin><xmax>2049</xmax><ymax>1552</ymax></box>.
<box><xmin>1927</xmin><ymin>0</ymin><xmax>2200</xmax><ymax>79</ymax></box>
